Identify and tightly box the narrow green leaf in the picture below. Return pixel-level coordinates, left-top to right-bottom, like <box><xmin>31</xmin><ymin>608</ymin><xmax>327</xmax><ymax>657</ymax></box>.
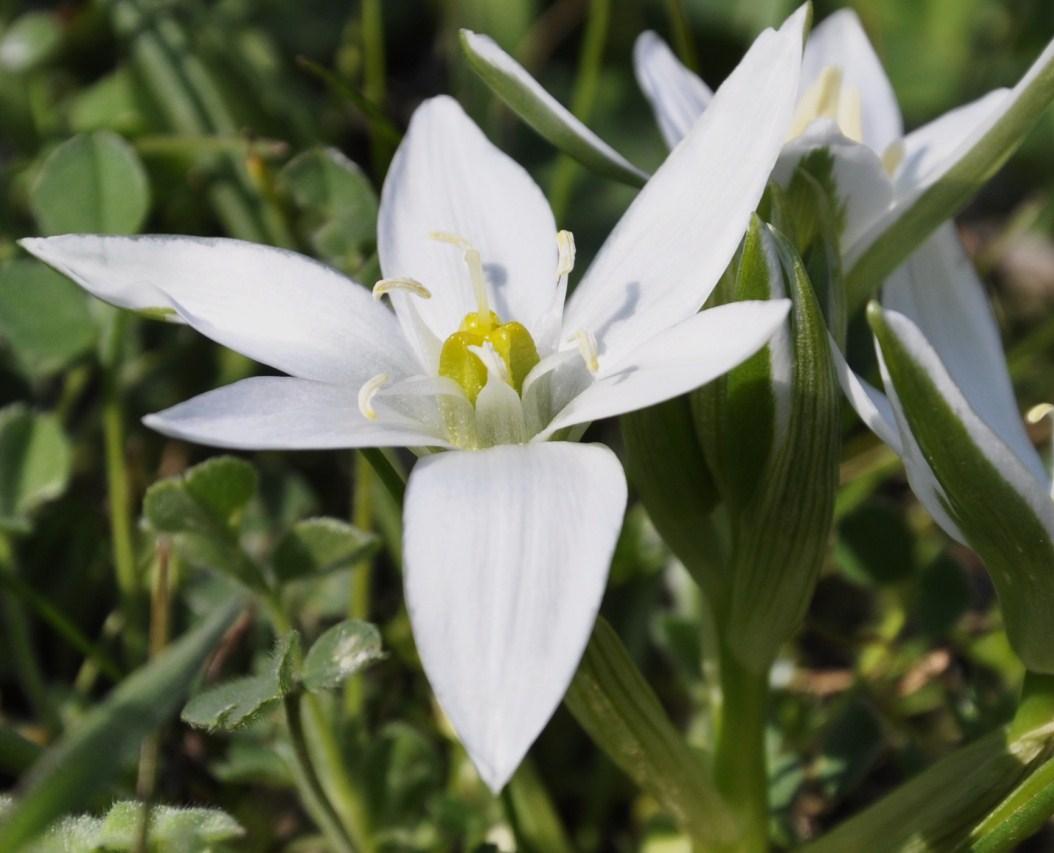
<box><xmin>272</xmin><ymin>518</ymin><xmax>379</xmax><ymax>582</ymax></box>
<box><xmin>564</xmin><ymin>618</ymin><xmax>738</xmax><ymax>847</ymax></box>
<box><xmin>459</xmin><ymin>29</ymin><xmax>648</xmax><ymax>188</ymax></box>
<box><xmin>300</xmin><ymin>620</ymin><xmax>385</xmax><ymax>693</ymax></box>
<box><xmin>0</xmin><ymin>261</ymin><xmax>97</xmax><ymax>378</ymax></box>
<box><xmin>806</xmin><ymin>728</ymin><xmax>1054</xmax><ymax>852</ymax></box>
<box><xmin>0</xmin><ymin>598</ymin><xmax>243</xmax><ymax>852</ymax></box>
<box><xmin>30</xmin><ymin>132</ymin><xmax>150</xmax><ymax>235</ymax></box>
<box><xmin>0</xmin><ymin>405</ymin><xmax>71</xmax><ymax>533</ymax></box>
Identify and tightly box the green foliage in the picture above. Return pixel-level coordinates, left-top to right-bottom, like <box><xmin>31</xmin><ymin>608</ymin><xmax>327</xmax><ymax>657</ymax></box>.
<box><xmin>300</xmin><ymin>619</ymin><xmax>385</xmax><ymax>692</ymax></box>
<box><xmin>0</xmin><ymin>600</ymin><xmax>243</xmax><ymax>852</ymax></box>
<box><xmin>272</xmin><ymin>518</ymin><xmax>379</xmax><ymax>582</ymax></box>
<box><xmin>0</xmin><ymin>261</ymin><xmax>97</xmax><ymax>378</ymax></box>
<box><xmin>0</xmin><ymin>404</ymin><xmax>70</xmax><ymax>534</ymax></box>
<box><xmin>280</xmin><ymin>146</ymin><xmax>379</xmax><ymax>276</ymax></box>
<box><xmin>143</xmin><ymin>456</ymin><xmax>262</xmax><ymax>588</ymax></box>
<box><xmin>30</xmin><ymin>132</ymin><xmax>150</xmax><ymax>235</ymax></box>
<box><xmin>183</xmin><ymin>621</ymin><xmax>384</xmax><ymax>731</ymax></box>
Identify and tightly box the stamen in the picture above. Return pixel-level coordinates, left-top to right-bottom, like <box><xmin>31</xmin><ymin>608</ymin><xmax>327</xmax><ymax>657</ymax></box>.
<box><xmin>570</xmin><ymin>330</ymin><xmax>599</xmax><ymax>373</ymax></box>
<box><xmin>882</xmin><ymin>139</ymin><xmax>905</xmax><ymax>176</ymax></box>
<box><xmin>358</xmin><ymin>374</ymin><xmax>389</xmax><ymax>420</ymax></box>
<box><xmin>373</xmin><ymin>277</ymin><xmax>433</xmax><ymax>301</ymax></box>
<box><xmin>1028</xmin><ymin>403</ymin><xmax>1054</xmax><ymax>497</ymax></box>
<box><xmin>556</xmin><ymin>230</ymin><xmax>576</xmax><ymax>279</ymax></box>
<box><xmin>430</xmin><ymin>231</ymin><xmax>492</xmax><ymax>332</ymax></box>
<box><xmin>837</xmin><ymin>85</ymin><xmax>864</xmax><ymax>144</ymax></box>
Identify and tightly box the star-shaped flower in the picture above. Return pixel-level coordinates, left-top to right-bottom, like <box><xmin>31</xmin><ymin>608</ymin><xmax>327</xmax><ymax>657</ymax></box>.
<box><xmin>21</xmin><ymin>11</ymin><xmax>804</xmax><ymax>790</ymax></box>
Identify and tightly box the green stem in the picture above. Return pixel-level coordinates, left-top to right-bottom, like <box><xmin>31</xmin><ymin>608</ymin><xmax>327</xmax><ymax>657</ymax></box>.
<box><xmin>344</xmin><ymin>453</ymin><xmax>374</xmax><ymax>716</ymax></box>
<box><xmin>360</xmin><ymin>447</ymin><xmax>406</xmax><ymax>505</ymax></box>
<box><xmin>101</xmin><ymin>311</ymin><xmax>140</xmax><ymax>663</ymax></box>
<box><xmin>549</xmin><ymin>0</ymin><xmax>611</xmax><ymax>221</ymax></box>
<box><xmin>712</xmin><ymin>645</ymin><xmax>770</xmax><ymax>853</ymax></box>
<box><xmin>262</xmin><ymin>590</ymin><xmax>373</xmax><ymax>851</ymax></box>
<box><xmin>284</xmin><ymin>693</ymin><xmax>359</xmax><ymax>853</ymax></box>
<box><xmin>1010</xmin><ymin>671</ymin><xmax>1054</xmax><ymax>742</ymax></box>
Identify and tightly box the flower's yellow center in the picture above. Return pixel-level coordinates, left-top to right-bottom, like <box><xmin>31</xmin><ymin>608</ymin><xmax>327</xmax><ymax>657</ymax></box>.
<box><xmin>439</xmin><ymin>311</ymin><xmax>540</xmax><ymax>404</ymax></box>
<box><xmin>787</xmin><ymin>66</ymin><xmax>864</xmax><ymax>144</ymax></box>
<box><xmin>427</xmin><ymin>232</ymin><xmax>540</xmax><ymax>405</ymax></box>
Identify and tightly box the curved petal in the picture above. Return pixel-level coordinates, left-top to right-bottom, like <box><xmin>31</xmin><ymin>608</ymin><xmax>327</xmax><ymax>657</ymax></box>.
<box><xmin>403</xmin><ymin>442</ymin><xmax>627</xmax><ymax>791</ymax></box>
<box><xmin>633</xmin><ymin>31</ymin><xmax>713</xmax><ymax>149</ymax></box>
<box><xmin>772</xmin><ymin>120</ymin><xmax>893</xmax><ymax>247</ymax></box>
<box><xmin>801</xmin><ymin>9</ymin><xmax>903</xmax><ymax>153</ymax></box>
<box><xmin>832</xmin><ymin>333</ymin><xmax>967</xmax><ymax>542</ymax></box>
<box><xmin>460</xmin><ymin>30</ymin><xmax>648</xmax><ymax>187</ymax></box>
<box><xmin>543</xmin><ymin>300</ymin><xmax>790</xmax><ymax>436</ymax></box>
<box><xmin>378</xmin><ymin>96</ymin><xmax>558</xmax><ymax>347</ymax></box>
<box><xmin>892</xmin><ymin>89</ymin><xmax>1008</xmax><ymax>200</ymax></box>
<box><xmin>563</xmin><ymin>7</ymin><xmax>806</xmax><ymax>366</ymax></box>
<box><xmin>143</xmin><ymin>377</ymin><xmax>454</xmax><ymax>450</ymax></box>
<box><xmin>882</xmin><ymin>224</ymin><xmax>1047</xmax><ymax>482</ymax></box>
<box><xmin>876</xmin><ymin>310</ymin><xmax>1053</xmax><ymax>541</ymax></box>
<box><xmin>20</xmin><ymin>235</ymin><xmax>415</xmax><ymax>384</ymax></box>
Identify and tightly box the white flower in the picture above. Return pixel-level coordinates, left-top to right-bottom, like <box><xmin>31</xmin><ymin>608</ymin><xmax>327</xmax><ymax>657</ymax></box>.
<box><xmin>20</xmin><ymin>12</ymin><xmax>804</xmax><ymax>790</ymax></box>
<box><xmin>634</xmin><ymin>8</ymin><xmax>1054</xmax><ymax>268</ymax></box>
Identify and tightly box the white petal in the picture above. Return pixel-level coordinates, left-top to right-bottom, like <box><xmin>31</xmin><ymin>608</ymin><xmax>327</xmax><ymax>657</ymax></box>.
<box><xmin>562</xmin><ymin>7</ymin><xmax>806</xmax><ymax>366</ymax></box>
<box><xmin>876</xmin><ymin>311</ymin><xmax>1054</xmax><ymax>542</ymax></box>
<box><xmin>544</xmin><ymin>300</ymin><xmax>790</xmax><ymax>436</ymax></box>
<box><xmin>800</xmin><ymin>9</ymin><xmax>903</xmax><ymax>153</ymax></box>
<box><xmin>460</xmin><ymin>30</ymin><xmax>648</xmax><ymax>186</ymax></box>
<box><xmin>830</xmin><ymin>334</ymin><xmax>902</xmax><ymax>454</ymax></box>
<box><xmin>772</xmin><ymin>121</ymin><xmax>893</xmax><ymax>249</ymax></box>
<box><xmin>892</xmin><ymin>89</ymin><xmax>1008</xmax><ymax>201</ymax></box>
<box><xmin>20</xmin><ymin>235</ymin><xmax>415</xmax><ymax>385</ymax></box>
<box><xmin>403</xmin><ymin>442</ymin><xmax>627</xmax><ymax>791</ymax></box>
<box><xmin>633</xmin><ymin>31</ymin><xmax>713</xmax><ymax>149</ymax></box>
<box><xmin>882</xmin><ymin>224</ymin><xmax>1048</xmax><ymax>483</ymax></box>
<box><xmin>832</xmin><ymin>333</ymin><xmax>967</xmax><ymax>541</ymax></box>
<box><xmin>143</xmin><ymin>377</ymin><xmax>454</xmax><ymax>450</ymax></box>
<box><xmin>378</xmin><ymin>96</ymin><xmax>558</xmax><ymax>346</ymax></box>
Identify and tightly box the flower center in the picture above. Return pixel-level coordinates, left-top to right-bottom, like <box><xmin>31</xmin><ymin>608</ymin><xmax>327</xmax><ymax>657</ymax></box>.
<box><xmin>787</xmin><ymin>65</ymin><xmax>864</xmax><ymax>144</ymax></box>
<box><xmin>427</xmin><ymin>232</ymin><xmax>541</xmax><ymax>405</ymax></box>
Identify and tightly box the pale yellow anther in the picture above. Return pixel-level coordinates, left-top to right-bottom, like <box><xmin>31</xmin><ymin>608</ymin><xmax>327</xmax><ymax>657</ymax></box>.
<box><xmin>1027</xmin><ymin>403</ymin><xmax>1054</xmax><ymax>425</ymax></box>
<box><xmin>571</xmin><ymin>330</ymin><xmax>600</xmax><ymax>374</ymax></box>
<box><xmin>556</xmin><ymin>230</ymin><xmax>577</xmax><ymax>279</ymax></box>
<box><xmin>430</xmin><ymin>231</ymin><xmax>492</xmax><ymax>332</ymax></box>
<box><xmin>358</xmin><ymin>374</ymin><xmax>389</xmax><ymax>421</ymax></box>
<box><xmin>837</xmin><ymin>86</ymin><xmax>864</xmax><ymax>145</ymax></box>
<box><xmin>786</xmin><ymin>65</ymin><xmax>865</xmax><ymax>144</ymax></box>
<box><xmin>882</xmin><ymin>139</ymin><xmax>905</xmax><ymax>176</ymax></box>
<box><xmin>373</xmin><ymin>277</ymin><xmax>433</xmax><ymax>301</ymax></box>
